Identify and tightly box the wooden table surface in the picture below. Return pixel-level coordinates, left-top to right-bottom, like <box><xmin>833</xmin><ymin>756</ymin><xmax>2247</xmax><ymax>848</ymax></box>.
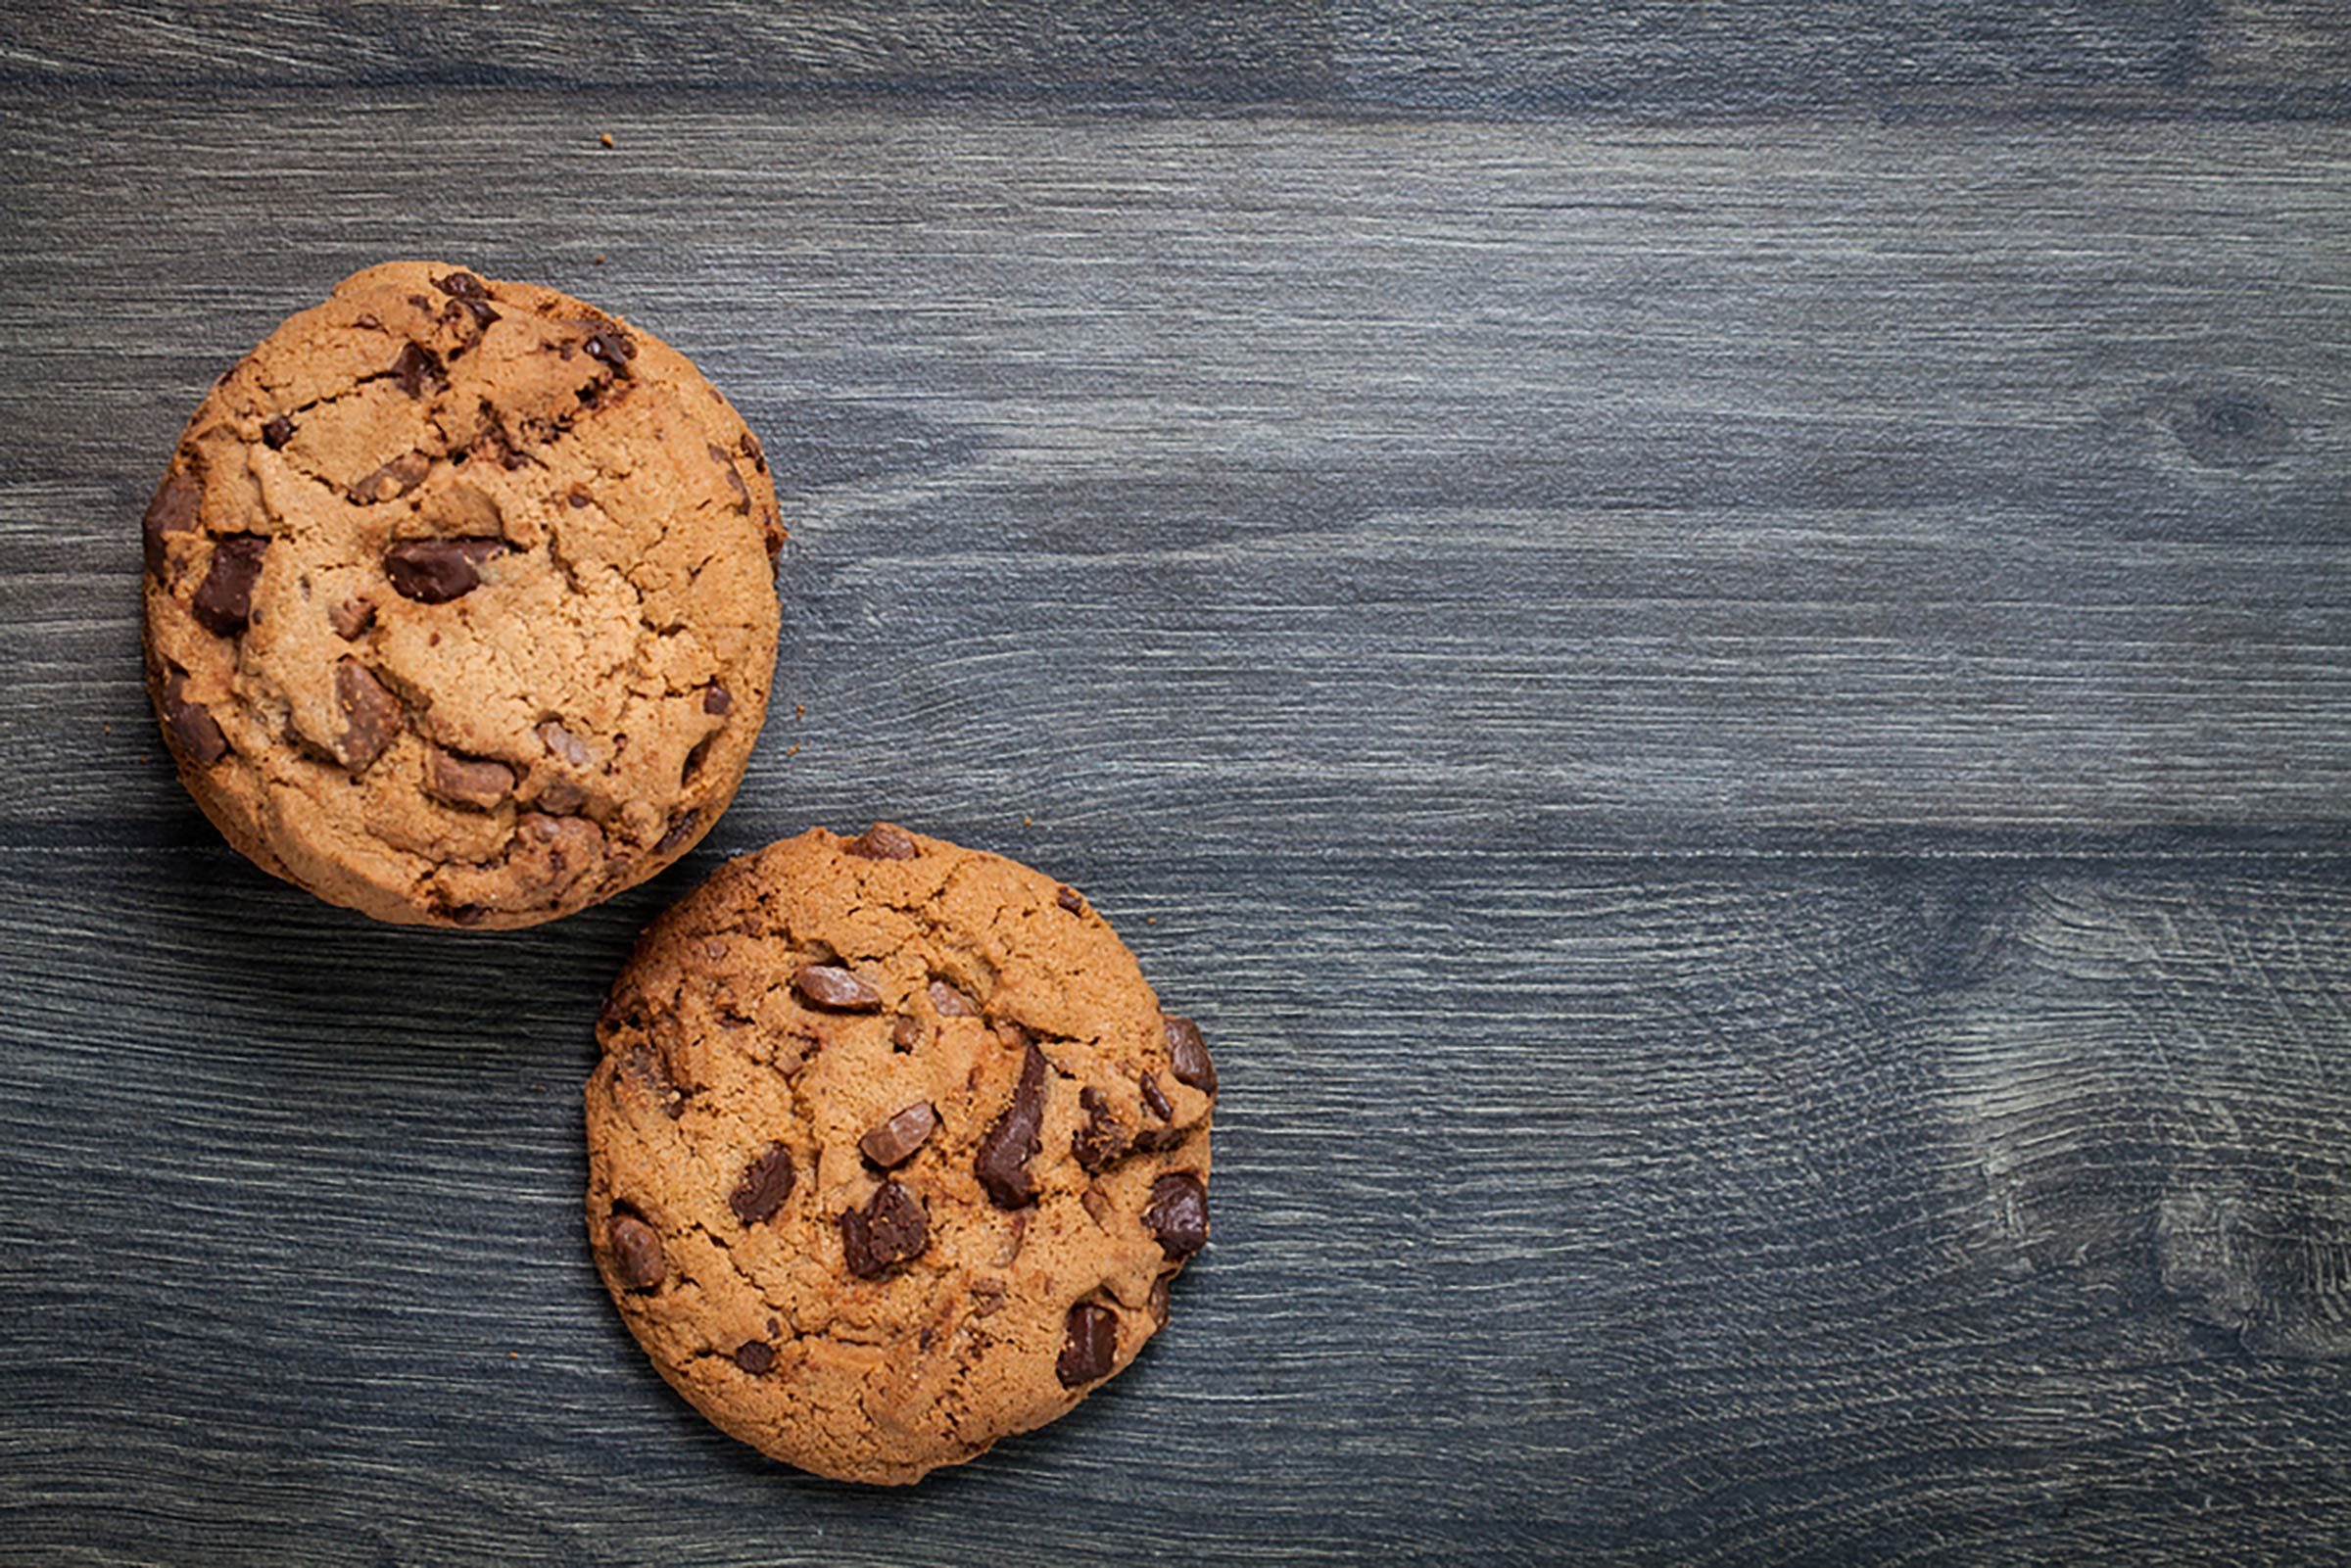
<box><xmin>6</xmin><ymin>4</ymin><xmax>2351</xmax><ymax>1562</ymax></box>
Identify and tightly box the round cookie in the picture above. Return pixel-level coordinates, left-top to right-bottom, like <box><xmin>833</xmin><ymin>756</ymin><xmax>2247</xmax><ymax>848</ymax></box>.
<box><xmin>585</xmin><ymin>825</ymin><xmax>1217</xmax><ymax>1484</ymax></box>
<box><xmin>140</xmin><ymin>261</ymin><xmax>784</xmax><ymax>927</ymax></box>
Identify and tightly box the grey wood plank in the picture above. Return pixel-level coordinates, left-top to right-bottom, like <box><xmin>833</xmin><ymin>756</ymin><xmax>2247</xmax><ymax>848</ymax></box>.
<box><xmin>6</xmin><ymin>2</ymin><xmax>2348</xmax><ymax>119</ymax></box>
<box><xmin>5</xmin><ymin>101</ymin><xmax>2349</xmax><ymax>848</ymax></box>
<box><xmin>4</xmin><ymin>849</ymin><xmax>2350</xmax><ymax>1563</ymax></box>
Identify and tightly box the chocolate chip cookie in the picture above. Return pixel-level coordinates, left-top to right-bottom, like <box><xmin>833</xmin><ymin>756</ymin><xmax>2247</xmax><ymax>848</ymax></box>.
<box><xmin>585</xmin><ymin>825</ymin><xmax>1216</xmax><ymax>1484</ymax></box>
<box><xmin>141</xmin><ymin>261</ymin><xmax>785</xmax><ymax>927</ymax></box>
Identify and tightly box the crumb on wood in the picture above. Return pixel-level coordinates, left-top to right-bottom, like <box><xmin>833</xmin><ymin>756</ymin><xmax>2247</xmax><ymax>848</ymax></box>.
<box><xmin>600</xmin><ymin>132</ymin><xmax>614</xmax><ymax>149</ymax></box>
<box><xmin>593</xmin><ymin>254</ymin><xmax>606</xmax><ymax>265</ymax></box>
<box><xmin>1024</xmin><ymin>816</ymin><xmax>1033</xmax><ymax>827</ymax></box>
<box><xmin>787</xmin><ymin>743</ymin><xmax>799</xmax><ymax>756</ymax></box>
<box><xmin>794</xmin><ymin>703</ymin><xmax>805</xmax><ymax>720</ymax></box>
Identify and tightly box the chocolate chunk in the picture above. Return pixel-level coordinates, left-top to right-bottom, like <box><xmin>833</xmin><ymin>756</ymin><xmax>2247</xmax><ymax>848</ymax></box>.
<box><xmin>654</xmin><ymin>809</ymin><xmax>699</xmax><ymax>854</ymax></box>
<box><xmin>1056</xmin><ymin>1304</ymin><xmax>1117</xmax><ymax>1387</ymax></box>
<box><xmin>1144</xmin><ymin>1171</ymin><xmax>1210</xmax><ymax>1260</ymax></box>
<box><xmin>708</xmin><ymin>443</ymin><xmax>751</xmax><ymax>511</ymax></box>
<box><xmin>261</xmin><ymin>414</ymin><xmax>296</xmax><ymax>450</ymax></box>
<box><xmin>142</xmin><ymin>470</ymin><xmax>201</xmax><ymax>576</ymax></box>
<box><xmin>536</xmin><ymin>778</ymin><xmax>587</xmax><ymax>815</ymax></box>
<box><xmin>840</xmin><ymin>1179</ymin><xmax>928</xmax><ymax>1278</ymax></box>
<box><xmin>446</xmin><ymin>903</ymin><xmax>489</xmax><ymax>927</ymax></box>
<box><xmin>845</xmin><ymin>823</ymin><xmax>920</xmax><ymax>861</ymax></box>
<box><xmin>701</xmin><ymin>683</ymin><xmax>732</xmax><ymax>716</ymax></box>
<box><xmin>582</xmin><ymin>323</ymin><xmax>635</xmax><ymax>370</ymax></box>
<box><xmin>607</xmin><ymin>1212</ymin><xmax>664</xmax><ymax>1291</ymax></box>
<box><xmin>890</xmin><ymin>1015</ymin><xmax>922</xmax><ymax>1052</ymax></box>
<box><xmin>741</xmin><ymin>430</ymin><xmax>768</xmax><ymax>474</ymax></box>
<box><xmin>728</xmin><ymin>1143</ymin><xmax>796</xmax><ymax>1225</ymax></box>
<box><xmin>1166</xmin><ymin>1015</ymin><xmax>1217</xmax><ymax>1096</ymax></box>
<box><xmin>733</xmin><ymin>1340</ymin><xmax>774</xmax><ymax>1375</ymax></box>
<box><xmin>1148</xmin><ymin>1275</ymin><xmax>1171</xmax><ymax>1327</ymax></box>
<box><xmin>350</xmin><ymin>450</ymin><xmax>433</xmax><ymax>504</ymax></box>
<box><xmin>1057</xmin><ymin>886</ymin><xmax>1085</xmax><ymax>914</ymax></box>
<box><xmin>1140</xmin><ymin>1071</ymin><xmax>1174</xmax><ymax>1121</ymax></box>
<box><xmin>975</xmin><ymin>1042</ymin><xmax>1048</xmax><ymax>1210</ymax></box>
<box><xmin>619</xmin><ymin>1040</ymin><xmax>684</xmax><ymax>1117</ymax></box>
<box><xmin>390</xmin><ymin>341</ymin><xmax>442</xmax><ymax>399</ymax></box>
<box><xmin>1081</xmin><ymin>1185</ymin><xmax>1112</xmax><ymax>1225</ymax></box>
<box><xmin>384</xmin><ymin>537</ymin><xmax>505</xmax><ymax>601</ymax></box>
<box><xmin>328</xmin><ymin>596</ymin><xmax>375</xmax><ymax>641</ymax></box>
<box><xmin>189</xmin><ymin>534</ymin><xmax>269</xmax><ymax>637</ymax></box>
<box><xmin>928</xmin><ymin>978</ymin><xmax>980</xmax><ymax>1018</ymax></box>
<box><xmin>431</xmin><ymin>270</ymin><xmax>501</xmax><ymax>327</ymax></box>
<box><xmin>162</xmin><ymin>674</ymin><xmax>228</xmax><ymax>764</ymax></box>
<box><xmin>537</xmin><ymin>720</ymin><xmax>591</xmax><ymax>766</ymax></box>
<box><xmin>1072</xmin><ymin>1087</ymin><xmax>1128</xmax><ymax>1173</ymax></box>
<box><xmin>425</xmin><ymin>746</ymin><xmax>512</xmax><ymax>811</ymax></box>
<box><xmin>354</xmin><ymin>311</ymin><xmax>380</xmax><ymax>329</ymax></box>
<box><xmin>334</xmin><ymin>659</ymin><xmax>404</xmax><ymax>771</ymax></box>
<box><xmin>792</xmin><ymin>964</ymin><xmax>881</xmax><ymax>1012</ymax></box>
<box><xmin>859</xmin><ymin>1102</ymin><xmax>938</xmax><ymax>1169</ymax></box>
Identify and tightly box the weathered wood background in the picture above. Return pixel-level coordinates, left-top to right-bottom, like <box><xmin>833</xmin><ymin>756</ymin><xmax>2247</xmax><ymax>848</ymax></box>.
<box><xmin>5</xmin><ymin>4</ymin><xmax>2351</xmax><ymax>1562</ymax></box>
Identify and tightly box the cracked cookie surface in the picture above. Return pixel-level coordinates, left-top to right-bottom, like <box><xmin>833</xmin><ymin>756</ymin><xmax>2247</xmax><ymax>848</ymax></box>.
<box><xmin>141</xmin><ymin>261</ymin><xmax>784</xmax><ymax>927</ymax></box>
<box><xmin>585</xmin><ymin>825</ymin><xmax>1216</xmax><ymax>1485</ymax></box>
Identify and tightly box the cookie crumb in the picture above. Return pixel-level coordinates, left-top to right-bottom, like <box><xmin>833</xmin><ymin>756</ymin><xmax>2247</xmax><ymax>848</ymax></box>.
<box><xmin>593</xmin><ymin>254</ymin><xmax>606</xmax><ymax>265</ymax></box>
<box><xmin>600</xmin><ymin>132</ymin><xmax>615</xmax><ymax>149</ymax></box>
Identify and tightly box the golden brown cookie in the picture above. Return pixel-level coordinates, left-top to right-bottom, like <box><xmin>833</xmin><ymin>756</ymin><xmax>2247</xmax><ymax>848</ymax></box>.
<box><xmin>585</xmin><ymin>825</ymin><xmax>1217</xmax><ymax>1484</ymax></box>
<box><xmin>141</xmin><ymin>261</ymin><xmax>784</xmax><ymax>927</ymax></box>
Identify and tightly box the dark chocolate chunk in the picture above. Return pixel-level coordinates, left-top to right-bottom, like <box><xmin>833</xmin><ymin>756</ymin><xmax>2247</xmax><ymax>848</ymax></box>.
<box><xmin>431</xmin><ymin>270</ymin><xmax>501</xmax><ymax>327</ymax></box>
<box><xmin>792</xmin><ymin>964</ymin><xmax>882</xmax><ymax>1012</ymax></box>
<box><xmin>390</xmin><ymin>341</ymin><xmax>442</xmax><ymax>399</ymax></box>
<box><xmin>582</xmin><ymin>323</ymin><xmax>635</xmax><ymax>370</ymax></box>
<box><xmin>1148</xmin><ymin>1275</ymin><xmax>1171</xmax><ymax>1327</ymax></box>
<box><xmin>1057</xmin><ymin>886</ymin><xmax>1085</xmax><ymax>914</ymax></box>
<box><xmin>840</xmin><ymin>1179</ymin><xmax>927</xmax><ymax>1278</ymax></box>
<box><xmin>701</xmin><ymin>683</ymin><xmax>732</xmax><ymax>716</ymax></box>
<box><xmin>728</xmin><ymin>1144</ymin><xmax>796</xmax><ymax>1225</ymax></box>
<box><xmin>142</xmin><ymin>470</ymin><xmax>201</xmax><ymax>576</ymax></box>
<box><xmin>426</xmin><ymin>746</ymin><xmax>512</xmax><ymax>810</ymax></box>
<box><xmin>654</xmin><ymin>809</ymin><xmax>699</xmax><ymax>854</ymax></box>
<box><xmin>1139</xmin><ymin>1071</ymin><xmax>1174</xmax><ymax>1121</ymax></box>
<box><xmin>859</xmin><ymin>1102</ymin><xmax>937</xmax><ymax>1169</ymax></box>
<box><xmin>350</xmin><ymin>450</ymin><xmax>433</xmax><ymax>504</ymax></box>
<box><xmin>162</xmin><ymin>674</ymin><xmax>228</xmax><ymax>764</ymax></box>
<box><xmin>189</xmin><ymin>534</ymin><xmax>269</xmax><ymax>637</ymax></box>
<box><xmin>845</xmin><ymin>823</ymin><xmax>920</xmax><ymax>861</ymax></box>
<box><xmin>1144</xmin><ymin>1171</ymin><xmax>1210</xmax><ymax>1260</ymax></box>
<box><xmin>733</xmin><ymin>1340</ymin><xmax>775</xmax><ymax>1375</ymax></box>
<box><xmin>1166</xmin><ymin>1015</ymin><xmax>1217</xmax><ymax>1096</ymax></box>
<box><xmin>1072</xmin><ymin>1087</ymin><xmax>1128</xmax><ymax>1173</ymax></box>
<box><xmin>1056</xmin><ymin>1303</ymin><xmax>1117</xmax><ymax>1388</ymax></box>
<box><xmin>975</xmin><ymin>1042</ymin><xmax>1048</xmax><ymax>1210</ymax></box>
<box><xmin>607</xmin><ymin>1212</ymin><xmax>664</xmax><ymax>1291</ymax></box>
<box><xmin>928</xmin><ymin>978</ymin><xmax>980</xmax><ymax>1018</ymax></box>
<box><xmin>890</xmin><ymin>1015</ymin><xmax>922</xmax><ymax>1052</ymax></box>
<box><xmin>334</xmin><ymin>658</ymin><xmax>404</xmax><ymax>772</ymax></box>
<box><xmin>261</xmin><ymin>414</ymin><xmax>296</xmax><ymax>450</ymax></box>
<box><xmin>384</xmin><ymin>537</ymin><xmax>506</xmax><ymax>602</ymax></box>
<box><xmin>328</xmin><ymin>596</ymin><xmax>375</xmax><ymax>641</ymax></box>
<box><xmin>1080</xmin><ymin>1185</ymin><xmax>1112</xmax><ymax>1225</ymax></box>
<box><xmin>446</xmin><ymin>903</ymin><xmax>489</xmax><ymax>927</ymax></box>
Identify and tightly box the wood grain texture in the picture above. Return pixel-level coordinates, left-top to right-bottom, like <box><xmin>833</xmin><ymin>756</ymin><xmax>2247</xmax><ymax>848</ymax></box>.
<box><xmin>4</xmin><ymin>4</ymin><xmax>2351</xmax><ymax>1563</ymax></box>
